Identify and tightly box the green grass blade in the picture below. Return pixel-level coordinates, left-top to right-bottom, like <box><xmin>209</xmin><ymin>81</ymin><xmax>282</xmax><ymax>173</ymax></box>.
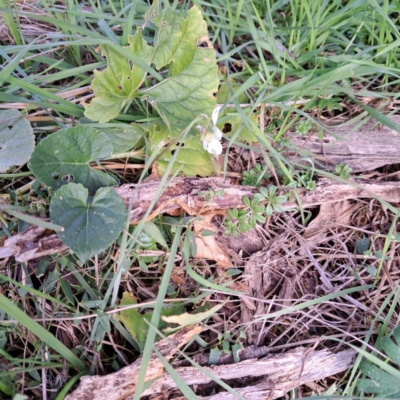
<box><xmin>133</xmin><ymin>224</ymin><xmax>183</xmax><ymax>399</ymax></box>
<box><xmin>154</xmin><ymin>347</ymin><xmax>198</xmax><ymax>399</ymax></box>
<box><xmin>55</xmin><ymin>371</ymin><xmax>86</xmax><ymax>400</ymax></box>
<box><xmin>352</xmin><ymin>98</ymin><xmax>400</xmax><ymax>132</ymax></box>
<box><xmin>253</xmin><ymin>285</ymin><xmax>374</xmax><ymax>323</ymax></box>
<box><xmin>0</xmin><ymin>0</ymin><xmax>22</xmax><ymax>45</ymax></box>
<box><xmin>0</xmin><ymin>274</ymin><xmax>76</xmax><ymax>312</ymax></box>
<box><xmin>6</xmin><ymin>77</ymin><xmax>83</xmax><ymax>116</ymax></box>
<box><xmin>152</xmin><ymin>324</ymin><xmax>246</xmax><ymax>399</ymax></box>
<box><xmin>0</xmin><ymin>293</ymin><xmax>86</xmax><ymax>371</ymax></box>
<box><xmin>6</xmin><ymin>210</ymin><xmax>64</xmax><ymax>232</ymax></box>
<box><xmin>0</xmin><ymin>45</ymin><xmax>32</xmax><ymax>86</ymax></box>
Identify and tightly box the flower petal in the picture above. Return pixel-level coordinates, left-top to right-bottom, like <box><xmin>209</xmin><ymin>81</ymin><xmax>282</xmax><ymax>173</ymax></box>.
<box><xmin>212</xmin><ymin>106</ymin><xmax>222</xmax><ymax>125</ymax></box>
<box><xmin>207</xmin><ymin>138</ymin><xmax>222</xmax><ymax>155</ymax></box>
<box><xmin>213</xmin><ymin>126</ymin><xmax>223</xmax><ymax>140</ymax></box>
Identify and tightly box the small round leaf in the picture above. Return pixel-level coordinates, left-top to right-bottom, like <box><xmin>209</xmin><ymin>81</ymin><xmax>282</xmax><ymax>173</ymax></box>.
<box><xmin>50</xmin><ymin>183</ymin><xmax>128</xmax><ymax>262</ymax></box>
<box><xmin>0</xmin><ymin>109</ymin><xmax>34</xmax><ymax>172</ymax></box>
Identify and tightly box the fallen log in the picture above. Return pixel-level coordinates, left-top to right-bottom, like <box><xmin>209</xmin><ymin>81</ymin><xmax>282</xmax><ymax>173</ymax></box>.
<box><xmin>144</xmin><ymin>347</ymin><xmax>356</xmax><ymax>399</ymax></box>
<box><xmin>65</xmin><ymin>325</ymin><xmax>202</xmax><ymax>400</ymax></box>
<box><xmin>1</xmin><ymin>177</ymin><xmax>400</xmax><ymax>262</ymax></box>
<box><xmin>67</xmin><ymin>345</ymin><xmax>355</xmax><ymax>399</ymax></box>
<box><xmin>115</xmin><ymin>177</ymin><xmax>400</xmax><ymax>223</ymax></box>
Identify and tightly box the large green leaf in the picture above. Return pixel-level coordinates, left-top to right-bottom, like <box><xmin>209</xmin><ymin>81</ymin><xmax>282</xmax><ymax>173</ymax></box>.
<box><xmin>50</xmin><ymin>183</ymin><xmax>127</xmax><ymax>262</ymax></box>
<box><xmin>0</xmin><ymin>109</ymin><xmax>34</xmax><ymax>172</ymax></box>
<box><xmin>358</xmin><ymin>327</ymin><xmax>400</xmax><ymax>397</ymax></box>
<box><xmin>84</xmin><ymin>6</ymin><xmax>218</xmax><ymax>135</ymax></box>
<box><xmin>358</xmin><ymin>362</ymin><xmax>400</xmax><ymax>396</ymax></box>
<box><xmin>142</xmin><ymin>46</ymin><xmax>218</xmax><ymax>136</ymax></box>
<box><xmin>150</xmin><ymin>6</ymin><xmax>209</xmax><ymax>75</ymax></box>
<box><xmin>84</xmin><ymin>29</ymin><xmax>153</xmax><ymax>123</ymax></box>
<box><xmin>83</xmin><ymin>5</ymin><xmax>219</xmax><ymax>176</ymax></box>
<box><xmin>29</xmin><ymin>125</ymin><xmax>117</xmax><ymax>193</ymax></box>
<box><xmin>142</xmin><ymin>6</ymin><xmax>218</xmax><ymax>136</ymax></box>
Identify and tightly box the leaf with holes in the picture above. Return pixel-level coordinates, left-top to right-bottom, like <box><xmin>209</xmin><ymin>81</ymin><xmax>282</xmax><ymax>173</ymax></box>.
<box><xmin>217</xmin><ymin>111</ymin><xmax>260</xmax><ymax>144</ymax></box>
<box><xmin>141</xmin><ymin>6</ymin><xmax>218</xmax><ymax>136</ymax></box>
<box><xmin>0</xmin><ymin>109</ymin><xmax>34</xmax><ymax>172</ymax></box>
<box><xmin>215</xmin><ymin>79</ymin><xmax>259</xmax><ymax>144</ymax></box>
<box><xmin>50</xmin><ymin>183</ymin><xmax>127</xmax><ymax>262</ymax></box>
<box><xmin>84</xmin><ymin>5</ymin><xmax>219</xmax><ymax>143</ymax></box>
<box><xmin>83</xmin><ymin>5</ymin><xmax>219</xmax><ymax>178</ymax></box>
<box><xmin>29</xmin><ymin>125</ymin><xmax>117</xmax><ymax>193</ymax></box>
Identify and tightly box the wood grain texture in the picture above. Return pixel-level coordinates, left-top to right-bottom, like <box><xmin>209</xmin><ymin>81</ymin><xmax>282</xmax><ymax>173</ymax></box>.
<box><xmin>288</xmin><ymin>115</ymin><xmax>400</xmax><ymax>172</ymax></box>
<box><xmin>139</xmin><ymin>347</ymin><xmax>356</xmax><ymax>399</ymax></box>
<box><xmin>65</xmin><ymin>326</ymin><xmax>202</xmax><ymax>400</ymax></box>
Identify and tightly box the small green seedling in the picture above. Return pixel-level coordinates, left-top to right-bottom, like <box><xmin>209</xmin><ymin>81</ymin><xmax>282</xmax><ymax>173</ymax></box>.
<box><xmin>197</xmin><ymin>188</ymin><xmax>225</xmax><ymax>203</ymax></box>
<box><xmin>295</xmin><ymin>119</ymin><xmax>313</xmax><ymax>135</ymax></box>
<box><xmin>254</xmin><ymin>185</ymin><xmax>287</xmax><ymax>216</ymax></box>
<box><xmin>241</xmin><ymin>163</ymin><xmax>269</xmax><ymax>186</ymax></box>
<box><xmin>224</xmin><ymin>186</ymin><xmax>287</xmax><ymax>235</ymax></box>
<box><xmin>296</xmin><ymin>171</ymin><xmax>316</xmax><ymax>191</ymax></box>
<box><xmin>335</xmin><ymin>163</ymin><xmax>352</xmax><ymax>179</ymax></box>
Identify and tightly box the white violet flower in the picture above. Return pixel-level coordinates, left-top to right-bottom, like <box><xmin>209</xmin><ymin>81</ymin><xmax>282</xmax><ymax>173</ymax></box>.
<box><xmin>201</xmin><ymin>106</ymin><xmax>223</xmax><ymax>156</ymax></box>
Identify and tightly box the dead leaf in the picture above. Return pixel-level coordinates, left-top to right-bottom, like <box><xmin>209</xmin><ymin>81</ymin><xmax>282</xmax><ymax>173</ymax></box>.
<box><xmin>301</xmin><ymin>200</ymin><xmax>354</xmax><ymax>253</ymax></box>
<box><xmin>193</xmin><ymin>213</ymin><xmax>232</xmax><ymax>267</ymax></box>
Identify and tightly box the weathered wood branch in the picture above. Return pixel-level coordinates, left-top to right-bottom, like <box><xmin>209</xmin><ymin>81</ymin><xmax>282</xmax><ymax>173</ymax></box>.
<box><xmin>65</xmin><ymin>325</ymin><xmax>202</xmax><ymax>400</ymax></box>
<box><xmin>288</xmin><ymin>115</ymin><xmax>400</xmax><ymax>172</ymax></box>
<box><xmin>140</xmin><ymin>347</ymin><xmax>355</xmax><ymax>399</ymax></box>
<box><xmin>66</xmin><ymin>346</ymin><xmax>357</xmax><ymax>400</ymax></box>
<box><xmin>0</xmin><ymin>225</ymin><xmax>68</xmax><ymax>262</ymax></box>
<box><xmin>115</xmin><ymin>177</ymin><xmax>400</xmax><ymax>223</ymax></box>
<box><xmin>1</xmin><ymin>177</ymin><xmax>400</xmax><ymax>262</ymax></box>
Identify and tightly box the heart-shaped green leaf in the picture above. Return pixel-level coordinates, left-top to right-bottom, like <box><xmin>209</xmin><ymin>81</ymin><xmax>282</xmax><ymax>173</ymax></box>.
<box><xmin>50</xmin><ymin>183</ymin><xmax>127</xmax><ymax>262</ymax></box>
<box><xmin>0</xmin><ymin>109</ymin><xmax>34</xmax><ymax>172</ymax></box>
<box><xmin>29</xmin><ymin>125</ymin><xmax>117</xmax><ymax>193</ymax></box>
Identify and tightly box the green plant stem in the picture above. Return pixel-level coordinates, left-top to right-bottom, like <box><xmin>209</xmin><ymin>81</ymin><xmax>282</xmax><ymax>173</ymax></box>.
<box><xmin>133</xmin><ymin>224</ymin><xmax>183</xmax><ymax>400</ymax></box>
